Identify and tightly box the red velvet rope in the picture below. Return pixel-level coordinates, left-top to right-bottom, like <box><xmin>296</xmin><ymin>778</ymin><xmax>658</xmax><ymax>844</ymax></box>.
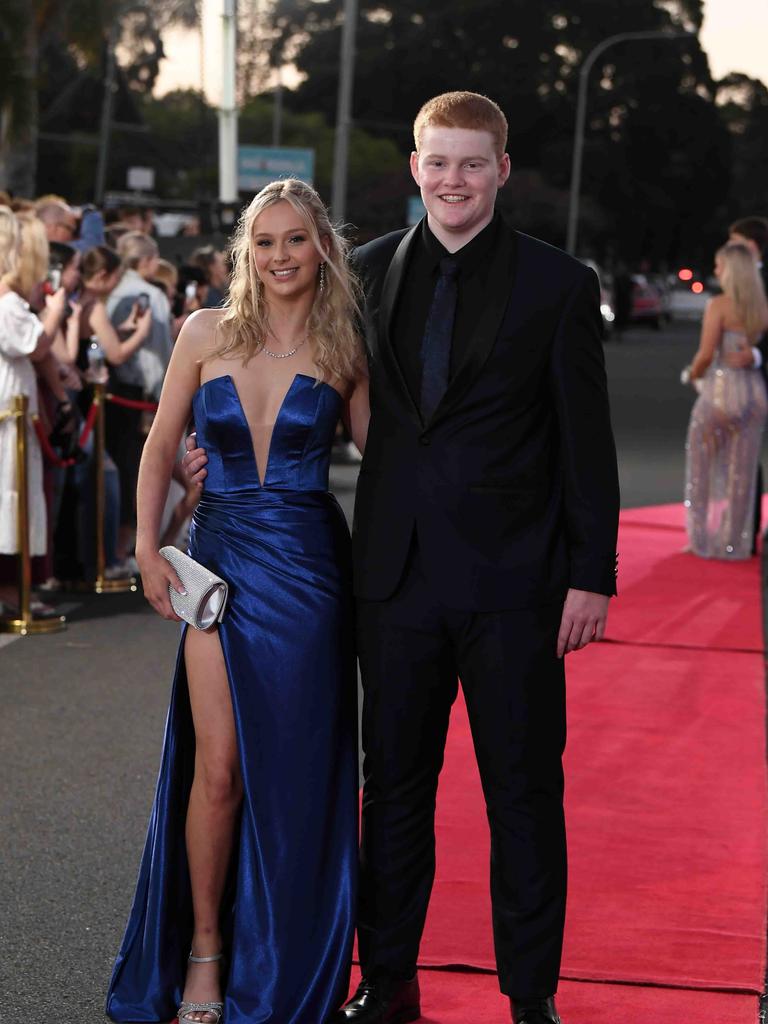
<box><xmin>77</xmin><ymin>402</ymin><xmax>99</xmax><ymax>447</ymax></box>
<box><xmin>31</xmin><ymin>416</ymin><xmax>77</xmax><ymax>468</ymax></box>
<box><xmin>31</xmin><ymin>401</ymin><xmax>102</xmax><ymax>467</ymax></box>
<box><xmin>28</xmin><ymin>391</ymin><xmax>158</xmax><ymax>467</ymax></box>
<box><xmin>106</xmin><ymin>392</ymin><xmax>159</xmax><ymax>412</ymax></box>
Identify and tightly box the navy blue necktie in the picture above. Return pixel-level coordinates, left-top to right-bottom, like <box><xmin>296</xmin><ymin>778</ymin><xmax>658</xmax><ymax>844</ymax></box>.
<box><xmin>420</xmin><ymin>256</ymin><xmax>460</xmax><ymax>421</ymax></box>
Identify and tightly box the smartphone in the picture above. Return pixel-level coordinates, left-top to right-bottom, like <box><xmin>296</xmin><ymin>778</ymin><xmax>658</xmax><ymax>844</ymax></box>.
<box><xmin>136</xmin><ymin>292</ymin><xmax>150</xmax><ymax>313</ymax></box>
<box><xmin>185</xmin><ymin>282</ymin><xmax>198</xmax><ymax>301</ymax></box>
<box><xmin>45</xmin><ymin>267</ymin><xmax>62</xmax><ymax>294</ymax></box>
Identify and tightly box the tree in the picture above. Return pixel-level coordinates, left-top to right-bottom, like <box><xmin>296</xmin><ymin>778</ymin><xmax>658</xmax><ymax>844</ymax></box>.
<box><xmin>0</xmin><ymin>0</ymin><xmax>202</xmax><ymax>196</ymax></box>
<box><xmin>717</xmin><ymin>73</ymin><xmax>768</xmax><ymax>219</ymax></box>
<box><xmin>0</xmin><ymin>2</ymin><xmax>38</xmax><ymax>196</ymax></box>
<box><xmin>268</xmin><ymin>0</ymin><xmax>733</xmax><ymax>260</ymax></box>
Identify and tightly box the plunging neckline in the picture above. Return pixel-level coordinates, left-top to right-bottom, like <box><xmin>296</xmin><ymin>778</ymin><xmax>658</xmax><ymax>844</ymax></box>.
<box><xmin>196</xmin><ymin>372</ymin><xmax>340</xmax><ymax>487</ymax></box>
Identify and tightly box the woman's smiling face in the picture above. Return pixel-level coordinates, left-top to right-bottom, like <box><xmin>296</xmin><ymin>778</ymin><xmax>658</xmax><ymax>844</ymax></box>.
<box><xmin>251</xmin><ymin>200</ymin><xmax>324</xmax><ymax>302</ymax></box>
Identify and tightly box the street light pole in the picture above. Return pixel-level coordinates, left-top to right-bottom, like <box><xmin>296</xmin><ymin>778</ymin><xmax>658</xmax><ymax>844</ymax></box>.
<box><xmin>95</xmin><ymin>19</ymin><xmax>121</xmax><ymax>204</ymax></box>
<box><xmin>566</xmin><ymin>29</ymin><xmax>693</xmax><ymax>255</ymax></box>
<box><xmin>218</xmin><ymin>0</ymin><xmax>239</xmax><ymax>205</ymax></box>
<box><xmin>331</xmin><ymin>0</ymin><xmax>358</xmax><ymax>222</ymax></box>
<box><xmin>272</xmin><ymin>67</ymin><xmax>284</xmax><ymax>148</ymax></box>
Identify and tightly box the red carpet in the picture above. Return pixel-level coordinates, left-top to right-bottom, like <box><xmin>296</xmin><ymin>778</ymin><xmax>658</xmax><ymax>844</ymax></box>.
<box><xmin>402</xmin><ymin>503</ymin><xmax>768</xmax><ymax>1022</ymax></box>
<box><xmin>605</xmin><ymin>502</ymin><xmax>764</xmax><ymax>652</ymax></box>
<box><xmin>348</xmin><ymin>967</ymin><xmax>759</xmax><ymax>1023</ymax></box>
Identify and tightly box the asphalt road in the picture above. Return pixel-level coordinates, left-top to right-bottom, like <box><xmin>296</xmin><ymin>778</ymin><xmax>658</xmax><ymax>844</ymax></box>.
<box><xmin>0</xmin><ymin>319</ymin><xmax>757</xmax><ymax>1021</ymax></box>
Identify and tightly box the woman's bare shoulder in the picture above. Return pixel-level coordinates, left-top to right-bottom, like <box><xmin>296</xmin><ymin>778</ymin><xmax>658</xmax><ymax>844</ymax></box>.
<box><xmin>704</xmin><ymin>294</ymin><xmax>729</xmax><ymax>319</ymax></box>
<box><xmin>182</xmin><ymin>307</ymin><xmax>227</xmax><ymax>336</ymax></box>
<box><xmin>175</xmin><ymin>308</ymin><xmax>227</xmax><ymax>356</ymax></box>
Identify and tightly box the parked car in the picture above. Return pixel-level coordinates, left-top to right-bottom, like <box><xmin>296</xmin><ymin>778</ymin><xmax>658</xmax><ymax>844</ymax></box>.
<box><xmin>667</xmin><ymin>281</ymin><xmax>711</xmax><ymax>320</ymax></box>
<box><xmin>579</xmin><ymin>258</ymin><xmax>615</xmax><ymax>336</ymax></box>
<box><xmin>630</xmin><ymin>274</ymin><xmax>663</xmax><ymax>328</ymax></box>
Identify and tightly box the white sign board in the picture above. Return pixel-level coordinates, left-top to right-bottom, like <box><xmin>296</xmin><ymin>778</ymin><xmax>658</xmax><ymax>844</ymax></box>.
<box><xmin>127</xmin><ymin>166</ymin><xmax>155</xmax><ymax>192</ymax></box>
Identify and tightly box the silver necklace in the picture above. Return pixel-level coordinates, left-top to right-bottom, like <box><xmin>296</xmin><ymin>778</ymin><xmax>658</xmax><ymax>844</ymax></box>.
<box><xmin>262</xmin><ymin>336</ymin><xmax>307</xmax><ymax>359</ymax></box>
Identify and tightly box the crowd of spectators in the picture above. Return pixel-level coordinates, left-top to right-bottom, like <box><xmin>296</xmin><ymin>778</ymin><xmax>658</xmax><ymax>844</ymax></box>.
<box><xmin>0</xmin><ymin>194</ymin><xmax>229</xmax><ymax>619</ymax></box>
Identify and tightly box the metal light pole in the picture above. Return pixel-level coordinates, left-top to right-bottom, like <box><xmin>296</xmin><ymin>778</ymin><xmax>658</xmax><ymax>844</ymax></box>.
<box><xmin>218</xmin><ymin>0</ymin><xmax>239</xmax><ymax>204</ymax></box>
<box><xmin>566</xmin><ymin>29</ymin><xmax>694</xmax><ymax>255</ymax></box>
<box><xmin>272</xmin><ymin>67</ymin><xmax>284</xmax><ymax>148</ymax></box>
<box><xmin>95</xmin><ymin>20</ymin><xmax>121</xmax><ymax>204</ymax></box>
<box><xmin>331</xmin><ymin>0</ymin><xmax>358</xmax><ymax>222</ymax></box>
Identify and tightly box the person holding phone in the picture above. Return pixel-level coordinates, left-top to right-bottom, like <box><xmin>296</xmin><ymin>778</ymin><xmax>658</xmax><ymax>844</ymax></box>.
<box><xmin>167</xmin><ymin>266</ymin><xmax>208</xmax><ymax>341</ymax></box>
<box><xmin>104</xmin><ymin>231</ymin><xmax>173</xmax><ymax>560</ymax></box>
<box><xmin>0</xmin><ymin>208</ymin><xmax>68</xmax><ymax>614</ymax></box>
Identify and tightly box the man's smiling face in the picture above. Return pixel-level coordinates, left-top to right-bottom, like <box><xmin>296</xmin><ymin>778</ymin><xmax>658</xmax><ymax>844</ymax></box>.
<box><xmin>410</xmin><ymin>126</ymin><xmax>510</xmax><ymax>250</ymax></box>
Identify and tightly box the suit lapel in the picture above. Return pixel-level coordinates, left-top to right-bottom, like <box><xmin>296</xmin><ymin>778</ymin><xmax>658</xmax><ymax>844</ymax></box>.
<box><xmin>374</xmin><ymin>224</ymin><xmax>422</xmax><ymax>423</ymax></box>
<box><xmin>428</xmin><ymin>223</ymin><xmax>518</xmax><ymax>428</ymax></box>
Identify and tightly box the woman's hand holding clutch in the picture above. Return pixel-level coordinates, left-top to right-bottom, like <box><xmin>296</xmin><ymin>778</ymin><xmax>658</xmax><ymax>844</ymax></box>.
<box><xmin>137</xmin><ymin>547</ymin><xmax>186</xmax><ymax>621</ymax></box>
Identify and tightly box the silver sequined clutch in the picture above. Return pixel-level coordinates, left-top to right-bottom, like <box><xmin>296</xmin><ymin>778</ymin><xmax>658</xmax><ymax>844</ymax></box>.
<box><xmin>159</xmin><ymin>546</ymin><xmax>229</xmax><ymax>630</ymax></box>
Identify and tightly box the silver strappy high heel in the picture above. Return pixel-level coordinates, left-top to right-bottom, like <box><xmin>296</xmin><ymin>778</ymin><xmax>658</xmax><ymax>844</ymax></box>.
<box><xmin>177</xmin><ymin>951</ymin><xmax>224</xmax><ymax>1024</ymax></box>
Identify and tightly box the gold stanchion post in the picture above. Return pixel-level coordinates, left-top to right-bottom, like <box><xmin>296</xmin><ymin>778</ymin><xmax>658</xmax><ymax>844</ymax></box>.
<box><xmin>92</xmin><ymin>382</ymin><xmax>136</xmax><ymax>594</ymax></box>
<box><xmin>0</xmin><ymin>394</ymin><xmax>66</xmax><ymax>635</ymax></box>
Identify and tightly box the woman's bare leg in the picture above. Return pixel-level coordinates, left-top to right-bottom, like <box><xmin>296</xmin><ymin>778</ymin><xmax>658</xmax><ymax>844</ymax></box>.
<box><xmin>182</xmin><ymin>626</ymin><xmax>243</xmax><ymax>1022</ymax></box>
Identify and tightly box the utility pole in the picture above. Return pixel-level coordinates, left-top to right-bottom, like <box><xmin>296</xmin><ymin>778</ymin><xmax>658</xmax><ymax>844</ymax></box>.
<box><xmin>566</xmin><ymin>29</ymin><xmax>694</xmax><ymax>255</ymax></box>
<box><xmin>95</xmin><ymin>19</ymin><xmax>121</xmax><ymax>205</ymax></box>
<box><xmin>331</xmin><ymin>0</ymin><xmax>358</xmax><ymax>222</ymax></box>
<box><xmin>272</xmin><ymin>67</ymin><xmax>284</xmax><ymax>148</ymax></box>
<box><xmin>218</xmin><ymin>0</ymin><xmax>239</xmax><ymax>205</ymax></box>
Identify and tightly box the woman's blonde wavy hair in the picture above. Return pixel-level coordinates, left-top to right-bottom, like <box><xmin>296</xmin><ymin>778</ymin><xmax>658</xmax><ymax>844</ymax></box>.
<box><xmin>11</xmin><ymin>213</ymin><xmax>49</xmax><ymax>299</ymax></box>
<box><xmin>211</xmin><ymin>179</ymin><xmax>363</xmax><ymax>382</ymax></box>
<box><xmin>717</xmin><ymin>243</ymin><xmax>768</xmax><ymax>340</ymax></box>
<box><xmin>0</xmin><ymin>206</ymin><xmax>20</xmax><ymax>287</ymax></box>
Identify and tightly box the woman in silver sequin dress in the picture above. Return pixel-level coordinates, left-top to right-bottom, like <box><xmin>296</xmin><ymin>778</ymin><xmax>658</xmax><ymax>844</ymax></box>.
<box><xmin>685</xmin><ymin>244</ymin><xmax>768</xmax><ymax>558</ymax></box>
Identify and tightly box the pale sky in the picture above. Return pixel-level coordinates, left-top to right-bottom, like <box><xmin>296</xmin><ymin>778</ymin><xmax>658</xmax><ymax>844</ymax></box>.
<box><xmin>154</xmin><ymin>0</ymin><xmax>768</xmax><ymax>103</ymax></box>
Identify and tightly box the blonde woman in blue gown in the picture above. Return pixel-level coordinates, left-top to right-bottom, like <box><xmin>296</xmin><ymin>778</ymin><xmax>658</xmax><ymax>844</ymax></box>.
<box><xmin>685</xmin><ymin>243</ymin><xmax>768</xmax><ymax>558</ymax></box>
<box><xmin>106</xmin><ymin>180</ymin><xmax>369</xmax><ymax>1024</ymax></box>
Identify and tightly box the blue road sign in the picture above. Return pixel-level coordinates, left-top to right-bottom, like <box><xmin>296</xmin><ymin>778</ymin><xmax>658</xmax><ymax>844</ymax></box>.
<box><xmin>407</xmin><ymin>195</ymin><xmax>426</xmax><ymax>226</ymax></box>
<box><xmin>237</xmin><ymin>147</ymin><xmax>315</xmax><ymax>193</ymax></box>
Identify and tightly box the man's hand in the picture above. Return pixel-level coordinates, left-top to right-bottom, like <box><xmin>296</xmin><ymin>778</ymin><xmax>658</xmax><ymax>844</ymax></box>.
<box><xmin>723</xmin><ymin>346</ymin><xmax>756</xmax><ymax>370</ymax></box>
<box><xmin>182</xmin><ymin>431</ymin><xmax>208</xmax><ymax>484</ymax></box>
<box><xmin>556</xmin><ymin>588</ymin><xmax>610</xmax><ymax>658</ymax></box>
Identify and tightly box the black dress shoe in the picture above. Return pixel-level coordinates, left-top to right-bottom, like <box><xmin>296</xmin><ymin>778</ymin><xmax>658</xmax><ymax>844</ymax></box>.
<box><xmin>510</xmin><ymin>995</ymin><xmax>561</xmax><ymax>1024</ymax></box>
<box><xmin>332</xmin><ymin>974</ymin><xmax>420</xmax><ymax>1023</ymax></box>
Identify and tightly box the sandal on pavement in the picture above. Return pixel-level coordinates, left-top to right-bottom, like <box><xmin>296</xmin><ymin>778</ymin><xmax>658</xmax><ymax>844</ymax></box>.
<box><xmin>178</xmin><ymin>951</ymin><xmax>224</xmax><ymax>1024</ymax></box>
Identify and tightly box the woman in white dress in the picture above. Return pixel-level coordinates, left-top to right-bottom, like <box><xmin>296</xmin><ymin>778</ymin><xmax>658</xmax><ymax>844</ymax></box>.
<box><xmin>685</xmin><ymin>243</ymin><xmax>768</xmax><ymax>558</ymax></box>
<box><xmin>0</xmin><ymin>208</ymin><xmax>68</xmax><ymax>611</ymax></box>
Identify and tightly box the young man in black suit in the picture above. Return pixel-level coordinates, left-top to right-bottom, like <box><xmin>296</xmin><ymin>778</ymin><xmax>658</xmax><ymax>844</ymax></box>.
<box><xmin>183</xmin><ymin>92</ymin><xmax>619</xmax><ymax>1024</ymax></box>
<box><xmin>337</xmin><ymin>93</ymin><xmax>619</xmax><ymax>1024</ymax></box>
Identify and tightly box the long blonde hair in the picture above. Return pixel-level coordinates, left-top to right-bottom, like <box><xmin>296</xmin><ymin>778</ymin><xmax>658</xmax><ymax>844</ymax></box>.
<box><xmin>717</xmin><ymin>243</ymin><xmax>768</xmax><ymax>340</ymax></box>
<box><xmin>11</xmin><ymin>213</ymin><xmax>49</xmax><ymax>299</ymax></box>
<box><xmin>213</xmin><ymin>179</ymin><xmax>363</xmax><ymax>383</ymax></box>
<box><xmin>0</xmin><ymin>206</ymin><xmax>20</xmax><ymax>287</ymax></box>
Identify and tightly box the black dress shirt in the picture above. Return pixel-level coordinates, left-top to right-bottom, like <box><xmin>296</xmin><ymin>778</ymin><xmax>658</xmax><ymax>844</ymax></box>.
<box><xmin>391</xmin><ymin>213</ymin><xmax>502</xmax><ymax>405</ymax></box>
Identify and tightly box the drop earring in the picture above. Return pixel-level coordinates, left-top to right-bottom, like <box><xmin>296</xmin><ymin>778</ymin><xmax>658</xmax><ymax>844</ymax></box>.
<box><xmin>319</xmin><ymin>262</ymin><xmax>326</xmax><ymax>292</ymax></box>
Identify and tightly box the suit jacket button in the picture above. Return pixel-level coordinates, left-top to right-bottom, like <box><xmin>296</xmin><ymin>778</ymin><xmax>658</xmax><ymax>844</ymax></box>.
<box><xmin>419</xmin><ymin>436</ymin><xmax>431</xmax><ymax>446</ymax></box>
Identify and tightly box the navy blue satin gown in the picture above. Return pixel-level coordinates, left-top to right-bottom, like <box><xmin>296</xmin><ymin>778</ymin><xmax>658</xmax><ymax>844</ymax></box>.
<box><xmin>106</xmin><ymin>373</ymin><xmax>358</xmax><ymax>1024</ymax></box>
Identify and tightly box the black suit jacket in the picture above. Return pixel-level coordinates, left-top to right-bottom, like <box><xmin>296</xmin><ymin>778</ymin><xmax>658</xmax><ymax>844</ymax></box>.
<box><xmin>351</xmin><ymin>217</ymin><xmax>620</xmax><ymax>611</ymax></box>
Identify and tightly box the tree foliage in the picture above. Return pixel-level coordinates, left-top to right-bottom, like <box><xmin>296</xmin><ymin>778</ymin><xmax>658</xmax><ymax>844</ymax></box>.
<box><xmin>1</xmin><ymin>0</ymin><xmax>764</xmax><ymax>261</ymax></box>
<box><xmin>0</xmin><ymin>0</ymin><xmax>201</xmax><ymax>195</ymax></box>
<box><xmin>716</xmin><ymin>73</ymin><xmax>768</xmax><ymax>219</ymax></box>
<box><xmin>268</xmin><ymin>0</ymin><xmax>738</xmax><ymax>262</ymax></box>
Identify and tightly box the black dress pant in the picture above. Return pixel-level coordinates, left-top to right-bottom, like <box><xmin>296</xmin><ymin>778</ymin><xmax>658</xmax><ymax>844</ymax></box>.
<box><xmin>356</xmin><ymin>543</ymin><xmax>567</xmax><ymax>999</ymax></box>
